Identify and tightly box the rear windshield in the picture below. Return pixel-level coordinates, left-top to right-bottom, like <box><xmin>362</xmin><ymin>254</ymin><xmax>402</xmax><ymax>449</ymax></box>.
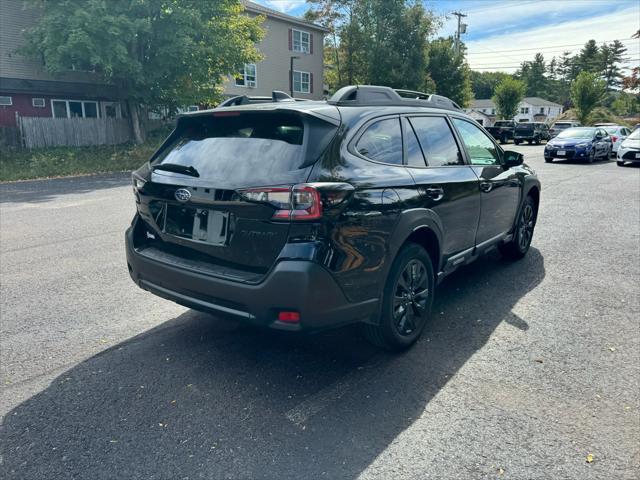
<box><xmin>494</xmin><ymin>121</ymin><xmax>511</xmax><ymax>127</ymax></box>
<box><xmin>516</xmin><ymin>123</ymin><xmax>534</xmax><ymax>130</ymax></box>
<box><xmin>152</xmin><ymin>112</ymin><xmax>335</xmax><ymax>185</ymax></box>
<box><xmin>554</xmin><ymin>123</ymin><xmax>572</xmax><ymax>128</ymax></box>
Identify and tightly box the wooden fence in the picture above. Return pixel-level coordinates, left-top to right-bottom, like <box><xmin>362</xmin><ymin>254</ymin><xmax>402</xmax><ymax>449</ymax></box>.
<box><xmin>17</xmin><ymin>116</ymin><xmax>132</xmax><ymax>149</ymax></box>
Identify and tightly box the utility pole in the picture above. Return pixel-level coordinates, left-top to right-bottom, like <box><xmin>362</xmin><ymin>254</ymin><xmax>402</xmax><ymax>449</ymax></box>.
<box><xmin>452</xmin><ymin>11</ymin><xmax>467</xmax><ymax>56</ymax></box>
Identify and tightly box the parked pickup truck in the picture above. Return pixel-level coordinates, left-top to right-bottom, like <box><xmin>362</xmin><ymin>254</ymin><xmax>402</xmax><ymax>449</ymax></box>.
<box><xmin>486</xmin><ymin>120</ymin><xmax>517</xmax><ymax>144</ymax></box>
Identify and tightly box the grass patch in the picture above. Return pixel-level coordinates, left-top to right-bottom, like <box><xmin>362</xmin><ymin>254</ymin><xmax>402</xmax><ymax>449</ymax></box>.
<box><xmin>0</xmin><ymin>129</ymin><xmax>169</xmax><ymax>182</ymax></box>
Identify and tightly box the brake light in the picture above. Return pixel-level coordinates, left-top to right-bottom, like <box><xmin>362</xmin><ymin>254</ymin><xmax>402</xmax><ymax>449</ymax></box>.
<box><xmin>611</xmin><ymin>135</ymin><xmax>618</xmax><ymax>143</ymax></box>
<box><xmin>238</xmin><ymin>184</ymin><xmax>323</xmax><ymax>221</ymax></box>
<box><xmin>278</xmin><ymin>311</ymin><xmax>300</xmax><ymax>323</ymax></box>
<box><xmin>213</xmin><ymin>111</ymin><xmax>241</xmax><ymax>117</ymax></box>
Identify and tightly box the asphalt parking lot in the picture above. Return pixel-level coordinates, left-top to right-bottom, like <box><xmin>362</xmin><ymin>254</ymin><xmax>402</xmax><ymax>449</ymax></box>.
<box><xmin>1</xmin><ymin>144</ymin><xmax>639</xmax><ymax>479</ymax></box>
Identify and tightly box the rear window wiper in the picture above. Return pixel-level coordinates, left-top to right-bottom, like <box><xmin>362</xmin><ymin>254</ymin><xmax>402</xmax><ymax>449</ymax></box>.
<box><xmin>152</xmin><ymin>163</ymin><xmax>200</xmax><ymax>177</ymax></box>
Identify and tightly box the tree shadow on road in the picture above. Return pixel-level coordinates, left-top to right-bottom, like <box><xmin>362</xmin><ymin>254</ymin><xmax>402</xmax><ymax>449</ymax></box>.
<box><xmin>0</xmin><ymin>248</ymin><xmax>545</xmax><ymax>479</ymax></box>
<box><xmin>0</xmin><ymin>172</ymin><xmax>130</xmax><ymax>205</ymax></box>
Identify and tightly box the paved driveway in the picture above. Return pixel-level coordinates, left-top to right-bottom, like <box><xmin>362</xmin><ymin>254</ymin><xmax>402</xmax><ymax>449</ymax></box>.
<box><xmin>1</xmin><ymin>146</ymin><xmax>638</xmax><ymax>479</ymax></box>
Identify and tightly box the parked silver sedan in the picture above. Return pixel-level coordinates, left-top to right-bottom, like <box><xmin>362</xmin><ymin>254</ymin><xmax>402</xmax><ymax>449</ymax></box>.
<box><xmin>600</xmin><ymin>125</ymin><xmax>632</xmax><ymax>155</ymax></box>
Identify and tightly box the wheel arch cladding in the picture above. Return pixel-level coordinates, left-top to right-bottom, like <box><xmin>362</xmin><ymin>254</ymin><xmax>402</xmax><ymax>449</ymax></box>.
<box><xmin>405</xmin><ymin>227</ymin><xmax>440</xmax><ymax>280</ymax></box>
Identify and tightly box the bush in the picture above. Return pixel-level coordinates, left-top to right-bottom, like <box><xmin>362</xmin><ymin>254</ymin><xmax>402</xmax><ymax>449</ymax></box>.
<box><xmin>0</xmin><ymin>130</ymin><xmax>168</xmax><ymax>182</ymax></box>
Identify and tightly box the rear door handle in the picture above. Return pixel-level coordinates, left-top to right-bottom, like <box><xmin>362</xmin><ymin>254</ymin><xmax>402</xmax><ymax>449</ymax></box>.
<box><xmin>424</xmin><ymin>186</ymin><xmax>444</xmax><ymax>201</ymax></box>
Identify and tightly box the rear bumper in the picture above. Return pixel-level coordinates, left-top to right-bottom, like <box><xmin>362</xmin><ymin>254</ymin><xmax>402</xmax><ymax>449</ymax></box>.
<box><xmin>125</xmin><ymin>227</ymin><xmax>378</xmax><ymax>331</ymax></box>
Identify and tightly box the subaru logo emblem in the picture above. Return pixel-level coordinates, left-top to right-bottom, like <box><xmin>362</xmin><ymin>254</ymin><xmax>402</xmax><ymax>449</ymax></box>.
<box><xmin>174</xmin><ymin>188</ymin><xmax>191</xmax><ymax>202</ymax></box>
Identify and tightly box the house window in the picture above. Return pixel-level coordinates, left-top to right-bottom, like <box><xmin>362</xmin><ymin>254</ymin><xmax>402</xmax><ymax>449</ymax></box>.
<box><xmin>292</xmin><ymin>29</ymin><xmax>310</xmax><ymax>53</ymax></box>
<box><xmin>540</xmin><ymin>107</ymin><xmax>545</xmax><ymax>114</ymax></box>
<box><xmin>235</xmin><ymin>63</ymin><xmax>257</xmax><ymax>88</ymax></box>
<box><xmin>293</xmin><ymin>70</ymin><xmax>310</xmax><ymax>93</ymax></box>
<box><xmin>482</xmin><ymin>109</ymin><xmax>486</xmax><ymax>113</ymax></box>
<box><xmin>188</xmin><ymin>105</ymin><xmax>199</xmax><ymax>112</ymax></box>
<box><xmin>32</xmin><ymin>98</ymin><xmax>46</xmax><ymax>108</ymax></box>
<box><xmin>0</xmin><ymin>96</ymin><xmax>12</xmax><ymax>106</ymax></box>
<box><xmin>491</xmin><ymin>109</ymin><xmax>496</xmax><ymax>115</ymax></box>
<box><xmin>51</xmin><ymin>99</ymin><xmax>100</xmax><ymax>118</ymax></box>
<box><xmin>520</xmin><ymin>107</ymin><xmax>529</xmax><ymax>114</ymax></box>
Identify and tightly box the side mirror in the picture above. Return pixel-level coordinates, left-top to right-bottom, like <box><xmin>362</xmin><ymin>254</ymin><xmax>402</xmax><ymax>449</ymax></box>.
<box><xmin>503</xmin><ymin>150</ymin><xmax>523</xmax><ymax>168</ymax></box>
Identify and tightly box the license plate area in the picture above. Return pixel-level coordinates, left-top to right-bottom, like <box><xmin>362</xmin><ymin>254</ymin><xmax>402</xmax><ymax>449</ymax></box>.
<box><xmin>164</xmin><ymin>204</ymin><xmax>229</xmax><ymax>245</ymax></box>
<box><xmin>557</xmin><ymin>150</ymin><xmax>566</xmax><ymax>156</ymax></box>
<box><xmin>635</xmin><ymin>153</ymin><xmax>640</xmax><ymax>159</ymax></box>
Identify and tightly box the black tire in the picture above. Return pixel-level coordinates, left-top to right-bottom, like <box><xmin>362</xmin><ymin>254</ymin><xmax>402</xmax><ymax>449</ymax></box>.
<box><xmin>514</xmin><ymin>140</ymin><xmax>521</xmax><ymax>145</ymax></box>
<box><xmin>545</xmin><ymin>157</ymin><xmax>553</xmax><ymax>163</ymax></box>
<box><xmin>617</xmin><ymin>161</ymin><xmax>625</xmax><ymax>166</ymax></box>
<box><xmin>527</xmin><ymin>140</ymin><xmax>533</xmax><ymax>145</ymax></box>
<box><xmin>499</xmin><ymin>195</ymin><xmax>536</xmax><ymax>260</ymax></box>
<box><xmin>535</xmin><ymin>137</ymin><xmax>541</xmax><ymax>145</ymax></box>
<box><xmin>362</xmin><ymin>243</ymin><xmax>434</xmax><ymax>351</ymax></box>
<box><xmin>587</xmin><ymin>148</ymin><xmax>595</xmax><ymax>163</ymax></box>
<box><xmin>500</xmin><ymin>135</ymin><xmax>507</xmax><ymax>145</ymax></box>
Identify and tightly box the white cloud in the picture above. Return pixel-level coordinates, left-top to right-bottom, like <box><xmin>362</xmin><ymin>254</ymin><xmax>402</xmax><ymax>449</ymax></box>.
<box><xmin>263</xmin><ymin>0</ymin><xmax>306</xmax><ymax>14</ymax></box>
<box><xmin>462</xmin><ymin>4</ymin><xmax>640</xmax><ymax>72</ymax></box>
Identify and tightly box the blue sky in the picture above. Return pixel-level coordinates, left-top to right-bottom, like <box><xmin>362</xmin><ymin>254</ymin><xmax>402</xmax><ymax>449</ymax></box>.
<box><xmin>254</xmin><ymin>0</ymin><xmax>640</xmax><ymax>72</ymax></box>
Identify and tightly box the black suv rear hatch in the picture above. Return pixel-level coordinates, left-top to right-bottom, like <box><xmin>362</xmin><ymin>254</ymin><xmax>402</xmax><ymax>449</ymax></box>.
<box><xmin>132</xmin><ymin>105</ymin><xmax>340</xmax><ymax>279</ymax></box>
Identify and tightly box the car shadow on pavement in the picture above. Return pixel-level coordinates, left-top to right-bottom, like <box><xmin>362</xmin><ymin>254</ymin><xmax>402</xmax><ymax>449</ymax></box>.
<box><xmin>0</xmin><ymin>172</ymin><xmax>130</xmax><ymax>205</ymax></box>
<box><xmin>0</xmin><ymin>248</ymin><xmax>545</xmax><ymax>480</ymax></box>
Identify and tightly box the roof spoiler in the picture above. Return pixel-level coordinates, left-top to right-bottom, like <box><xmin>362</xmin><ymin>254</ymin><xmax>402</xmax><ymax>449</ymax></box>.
<box><xmin>327</xmin><ymin>85</ymin><xmax>462</xmax><ymax>111</ymax></box>
<box><xmin>217</xmin><ymin>90</ymin><xmax>304</xmax><ymax>108</ymax></box>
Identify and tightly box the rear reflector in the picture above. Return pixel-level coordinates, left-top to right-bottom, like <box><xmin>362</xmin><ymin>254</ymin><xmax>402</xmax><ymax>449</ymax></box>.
<box><xmin>278</xmin><ymin>311</ymin><xmax>300</xmax><ymax>323</ymax></box>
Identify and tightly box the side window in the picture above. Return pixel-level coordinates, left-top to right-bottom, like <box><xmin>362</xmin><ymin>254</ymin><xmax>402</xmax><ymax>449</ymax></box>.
<box><xmin>403</xmin><ymin>118</ymin><xmax>426</xmax><ymax>167</ymax></box>
<box><xmin>355</xmin><ymin>118</ymin><xmax>403</xmax><ymax>165</ymax></box>
<box><xmin>452</xmin><ymin>118</ymin><xmax>501</xmax><ymax>166</ymax></box>
<box><xmin>409</xmin><ymin>116</ymin><xmax>463</xmax><ymax>167</ymax></box>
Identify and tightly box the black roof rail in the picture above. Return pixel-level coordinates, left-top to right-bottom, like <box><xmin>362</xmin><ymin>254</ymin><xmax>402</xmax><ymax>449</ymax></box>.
<box><xmin>216</xmin><ymin>90</ymin><xmax>308</xmax><ymax>108</ymax></box>
<box><xmin>327</xmin><ymin>85</ymin><xmax>462</xmax><ymax>111</ymax></box>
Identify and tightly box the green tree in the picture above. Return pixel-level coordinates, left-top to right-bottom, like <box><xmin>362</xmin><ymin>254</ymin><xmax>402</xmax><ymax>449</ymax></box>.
<box><xmin>23</xmin><ymin>0</ymin><xmax>264</xmax><ymax>143</ymax></box>
<box><xmin>492</xmin><ymin>77</ymin><xmax>526</xmax><ymax>120</ymax></box>
<box><xmin>610</xmin><ymin>93</ymin><xmax>634</xmax><ymax>116</ymax></box>
<box><xmin>470</xmin><ymin>70</ymin><xmax>510</xmax><ymax>99</ymax></box>
<box><xmin>306</xmin><ymin>0</ymin><xmax>437</xmax><ymax>92</ymax></box>
<box><xmin>518</xmin><ymin>53</ymin><xmax>547</xmax><ymax>97</ymax></box>
<box><xmin>427</xmin><ymin>37</ymin><xmax>473</xmax><ymax>107</ymax></box>
<box><xmin>570</xmin><ymin>71</ymin><xmax>605</xmax><ymax>124</ymax></box>
<box><xmin>600</xmin><ymin>40</ymin><xmax>628</xmax><ymax>90</ymax></box>
<box><xmin>578</xmin><ymin>40</ymin><xmax>601</xmax><ymax>73</ymax></box>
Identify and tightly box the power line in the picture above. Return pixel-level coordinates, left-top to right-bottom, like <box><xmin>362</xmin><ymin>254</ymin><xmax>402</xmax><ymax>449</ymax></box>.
<box><xmin>467</xmin><ymin>38</ymin><xmax>637</xmax><ymax>55</ymax></box>
<box><xmin>470</xmin><ymin>58</ymin><xmax>640</xmax><ymax>68</ymax></box>
<box><xmin>472</xmin><ymin>63</ymin><xmax>639</xmax><ymax>71</ymax></box>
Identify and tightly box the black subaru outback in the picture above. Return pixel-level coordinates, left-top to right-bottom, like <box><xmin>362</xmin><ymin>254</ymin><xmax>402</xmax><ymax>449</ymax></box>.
<box><xmin>126</xmin><ymin>85</ymin><xmax>540</xmax><ymax>350</ymax></box>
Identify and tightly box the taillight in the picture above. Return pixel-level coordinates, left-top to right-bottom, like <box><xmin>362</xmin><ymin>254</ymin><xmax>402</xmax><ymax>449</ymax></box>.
<box><xmin>611</xmin><ymin>135</ymin><xmax>618</xmax><ymax>143</ymax></box>
<box><xmin>238</xmin><ymin>184</ymin><xmax>323</xmax><ymax>221</ymax></box>
<box><xmin>278</xmin><ymin>311</ymin><xmax>300</xmax><ymax>323</ymax></box>
<box><xmin>290</xmin><ymin>185</ymin><xmax>322</xmax><ymax>220</ymax></box>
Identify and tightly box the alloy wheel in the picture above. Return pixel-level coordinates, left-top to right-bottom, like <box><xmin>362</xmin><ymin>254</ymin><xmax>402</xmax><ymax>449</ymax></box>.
<box><xmin>518</xmin><ymin>204</ymin><xmax>535</xmax><ymax>251</ymax></box>
<box><xmin>392</xmin><ymin>260</ymin><xmax>429</xmax><ymax>336</ymax></box>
